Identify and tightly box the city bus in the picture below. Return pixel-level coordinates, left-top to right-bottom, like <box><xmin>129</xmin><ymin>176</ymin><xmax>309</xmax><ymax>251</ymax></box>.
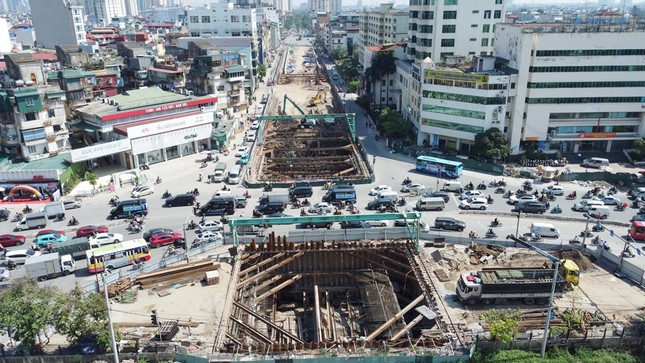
<box><xmin>85</xmin><ymin>239</ymin><xmax>151</xmax><ymax>273</ymax></box>
<box><xmin>415</xmin><ymin>156</ymin><xmax>463</xmax><ymax>178</ymax></box>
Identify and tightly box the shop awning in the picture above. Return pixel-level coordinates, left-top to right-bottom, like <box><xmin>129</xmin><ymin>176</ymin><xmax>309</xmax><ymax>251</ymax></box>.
<box><xmin>72</xmin><ymin>121</ymin><xmax>102</xmax><ymax>132</ymax></box>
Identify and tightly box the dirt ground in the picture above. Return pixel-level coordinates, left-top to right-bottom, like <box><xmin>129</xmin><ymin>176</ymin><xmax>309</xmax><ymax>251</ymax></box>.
<box><xmin>110</xmin><ymin>246</ymin><xmax>234</xmax><ymax>355</ymax></box>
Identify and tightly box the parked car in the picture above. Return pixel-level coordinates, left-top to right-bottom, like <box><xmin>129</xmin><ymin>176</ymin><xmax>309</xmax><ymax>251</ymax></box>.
<box><xmin>460</xmin><ymin>190</ymin><xmax>484</xmax><ymax>200</ymax></box>
<box><xmin>5</xmin><ymin>249</ymin><xmax>41</xmax><ymax>264</ymax></box>
<box><xmin>63</xmin><ymin>199</ymin><xmax>82</xmax><ymax>209</ymax></box>
<box><xmin>0</xmin><ymin>208</ymin><xmax>10</xmax><ymax>221</ymax></box>
<box><xmin>235</xmin><ymin>146</ymin><xmax>249</xmax><ymax>157</ymax></box>
<box><xmin>149</xmin><ymin>232</ymin><xmax>184</xmax><ymax>248</ymax></box>
<box><xmin>76</xmin><ymin>225</ymin><xmax>109</xmax><ymax>238</ymax></box>
<box><xmin>143</xmin><ymin>228</ymin><xmax>174</xmax><ymax>242</ymax></box>
<box><xmin>131</xmin><ymin>186</ymin><xmax>154</xmax><ymax>198</ymax></box>
<box><xmin>198</xmin><ymin>220</ymin><xmax>224</xmax><ymax>232</ymax></box>
<box><xmin>308</xmin><ymin>202</ymin><xmax>334</xmax><ymax>214</ymax></box>
<box><xmin>36</xmin><ymin>229</ymin><xmax>65</xmax><ymax>238</ymax></box>
<box><xmin>460</xmin><ymin>197</ymin><xmax>488</xmax><ymax>210</ymax></box>
<box><xmin>89</xmin><ymin>233</ymin><xmax>123</xmax><ymax>246</ymax></box>
<box><xmin>509</xmin><ymin>194</ymin><xmax>537</xmax><ymax>204</ymax></box>
<box><xmin>433</xmin><ymin>217</ymin><xmax>466</xmax><ymax>231</ymax></box>
<box><xmin>369</xmin><ymin>185</ymin><xmax>392</xmax><ymax>196</ymax></box>
<box><xmin>601</xmin><ymin>195</ymin><xmax>621</xmax><ymax>205</ymax></box>
<box><xmin>0</xmin><ymin>234</ymin><xmax>26</xmax><ymax>247</ymax></box>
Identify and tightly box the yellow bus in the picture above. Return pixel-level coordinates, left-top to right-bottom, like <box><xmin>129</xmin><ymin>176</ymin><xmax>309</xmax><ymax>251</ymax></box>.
<box><xmin>85</xmin><ymin>239</ymin><xmax>151</xmax><ymax>273</ymax></box>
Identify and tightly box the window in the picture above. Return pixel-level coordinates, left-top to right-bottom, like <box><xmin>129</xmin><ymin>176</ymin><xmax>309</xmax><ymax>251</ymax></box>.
<box><xmin>441</xmin><ymin>39</ymin><xmax>455</xmax><ymax>47</ymax></box>
<box><xmin>25</xmin><ymin>99</ymin><xmax>35</xmax><ymax>106</ymax></box>
<box><xmin>471</xmin><ymin>24</ymin><xmax>478</xmax><ymax>27</ymax></box>
<box><xmin>482</xmin><ymin>24</ymin><xmax>490</xmax><ymax>33</ymax></box>
<box><xmin>22</xmin><ymin>128</ymin><xmax>46</xmax><ymax>142</ymax></box>
<box><xmin>419</xmin><ymin>25</ymin><xmax>433</xmax><ymax>33</ymax></box>
<box><xmin>421</xmin><ymin>11</ymin><xmax>433</xmax><ymax>19</ymax></box>
<box><xmin>443</xmin><ymin>11</ymin><xmax>457</xmax><ymax>19</ymax></box>
<box><xmin>481</xmin><ymin>38</ymin><xmax>489</xmax><ymax>46</ymax></box>
<box><xmin>47</xmin><ymin>109</ymin><xmax>56</xmax><ymax>118</ymax></box>
<box><xmin>231</xmin><ymin>15</ymin><xmax>239</xmax><ymax>22</ymax></box>
<box><xmin>27</xmin><ymin>146</ymin><xmax>36</xmax><ymax>153</ymax></box>
<box><xmin>495</xmin><ymin>0</ymin><xmax>503</xmax><ymax>3</ymax></box>
<box><xmin>469</xmin><ymin>38</ymin><xmax>477</xmax><ymax>42</ymax></box>
<box><xmin>494</xmin><ymin>10</ymin><xmax>502</xmax><ymax>18</ymax></box>
<box><xmin>242</xmin><ymin>15</ymin><xmax>251</xmax><ymax>22</ymax></box>
<box><xmin>201</xmin><ymin>16</ymin><xmax>210</xmax><ymax>22</ymax></box>
<box><xmin>472</xmin><ymin>10</ymin><xmax>479</xmax><ymax>13</ymax></box>
<box><xmin>444</xmin><ymin>0</ymin><xmax>458</xmax><ymax>4</ymax></box>
<box><xmin>484</xmin><ymin>10</ymin><xmax>491</xmax><ymax>19</ymax></box>
<box><xmin>442</xmin><ymin>25</ymin><xmax>456</xmax><ymax>33</ymax></box>
<box><xmin>189</xmin><ymin>16</ymin><xmax>198</xmax><ymax>23</ymax></box>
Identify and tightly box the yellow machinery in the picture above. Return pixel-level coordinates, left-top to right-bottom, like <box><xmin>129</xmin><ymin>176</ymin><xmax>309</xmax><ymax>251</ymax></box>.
<box><xmin>308</xmin><ymin>89</ymin><xmax>325</xmax><ymax>107</ymax></box>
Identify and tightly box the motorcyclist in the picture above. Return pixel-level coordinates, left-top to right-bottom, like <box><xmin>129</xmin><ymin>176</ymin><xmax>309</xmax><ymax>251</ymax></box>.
<box><xmin>555</xmin><ymin>204</ymin><xmax>561</xmax><ymax>211</ymax></box>
<box><xmin>69</xmin><ymin>216</ymin><xmax>78</xmax><ymax>225</ymax></box>
<box><xmin>56</xmin><ymin>212</ymin><xmax>64</xmax><ymax>221</ymax></box>
<box><xmin>487</xmin><ymin>228</ymin><xmax>494</xmax><ymax>236</ymax></box>
<box><xmin>493</xmin><ymin>218</ymin><xmax>499</xmax><ymax>226</ymax></box>
<box><xmin>156</xmin><ymin>176</ymin><xmax>161</xmax><ymax>184</ymax></box>
<box><xmin>303</xmin><ymin>198</ymin><xmax>309</xmax><ymax>206</ymax></box>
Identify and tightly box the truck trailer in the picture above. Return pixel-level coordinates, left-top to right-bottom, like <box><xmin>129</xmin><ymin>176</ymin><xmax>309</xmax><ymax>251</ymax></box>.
<box><xmin>15</xmin><ymin>212</ymin><xmax>47</xmax><ymax>231</ymax></box>
<box><xmin>456</xmin><ymin>267</ymin><xmax>568</xmax><ymax>306</ymax></box>
<box><xmin>40</xmin><ymin>201</ymin><xmax>65</xmax><ymax>219</ymax></box>
<box><xmin>24</xmin><ymin>252</ymin><xmax>75</xmax><ymax>281</ymax></box>
<box><xmin>49</xmin><ymin>237</ymin><xmax>93</xmax><ymax>260</ymax></box>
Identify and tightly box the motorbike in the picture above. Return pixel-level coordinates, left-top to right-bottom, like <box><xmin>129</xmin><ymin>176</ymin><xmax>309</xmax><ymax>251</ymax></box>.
<box><xmin>523</xmin><ymin>182</ymin><xmax>533</xmax><ymax>191</ymax></box>
<box><xmin>187</xmin><ymin>220</ymin><xmax>198</xmax><ymax>230</ymax></box>
<box><xmin>402</xmin><ymin>177</ymin><xmax>412</xmax><ymax>186</ymax></box>
<box><xmin>609</xmin><ymin>186</ymin><xmax>618</xmax><ymax>195</ymax></box>
<box><xmin>11</xmin><ymin>213</ymin><xmax>22</xmax><ymax>222</ymax></box>
<box><xmin>302</xmin><ymin>199</ymin><xmax>311</xmax><ymax>207</ymax></box>
<box><xmin>129</xmin><ymin>224</ymin><xmax>142</xmax><ymax>234</ymax></box>
<box><xmin>503</xmin><ymin>190</ymin><xmax>514</xmax><ymax>198</ymax></box>
<box><xmin>477</xmin><ymin>182</ymin><xmax>487</xmax><ymax>190</ymax></box>
<box><xmin>200</xmin><ymin>162</ymin><xmax>208</xmax><ymax>169</ymax></box>
<box><xmin>566</xmin><ymin>192</ymin><xmax>577</xmax><ymax>200</ymax></box>
<box><xmin>67</xmin><ymin>218</ymin><xmax>79</xmax><ymax>226</ymax></box>
<box><xmin>291</xmin><ymin>200</ymin><xmax>302</xmax><ymax>208</ymax></box>
<box><xmin>22</xmin><ymin>205</ymin><xmax>32</xmax><ymax>214</ymax></box>
<box><xmin>485</xmin><ymin>230</ymin><xmax>498</xmax><ymax>239</ymax></box>
<box><xmin>465</xmin><ymin>182</ymin><xmax>474</xmax><ymax>190</ymax></box>
<box><xmin>592</xmin><ymin>222</ymin><xmax>605</xmax><ymax>232</ymax></box>
<box><xmin>580</xmin><ymin>229</ymin><xmax>593</xmax><ymax>238</ymax></box>
<box><xmin>622</xmin><ymin>248</ymin><xmax>635</xmax><ymax>258</ymax></box>
<box><xmin>245</xmin><ymin>190</ymin><xmax>251</xmax><ymax>199</ymax></box>
<box><xmin>486</xmin><ymin>196</ymin><xmax>493</xmax><ymax>204</ymax></box>
<box><xmin>162</xmin><ymin>190</ymin><xmax>172</xmax><ymax>199</ymax></box>
<box><xmin>155</xmin><ymin>177</ymin><xmax>162</xmax><ymax>184</ymax></box>
<box><xmin>490</xmin><ymin>220</ymin><xmax>502</xmax><ymax>228</ymax></box>
<box><xmin>187</xmin><ymin>188</ymin><xmax>200</xmax><ymax>196</ymax></box>
<box><xmin>551</xmin><ymin>206</ymin><xmax>562</xmax><ymax>214</ymax></box>
<box><xmin>54</xmin><ymin>213</ymin><xmax>66</xmax><ymax>222</ymax></box>
<box><xmin>264</xmin><ymin>184</ymin><xmax>273</xmax><ymax>192</ymax></box>
<box><xmin>615</xmin><ymin>203</ymin><xmax>626</xmax><ymax>211</ymax></box>
<box><xmin>397</xmin><ymin>198</ymin><xmax>406</xmax><ymax>206</ymax></box>
<box><xmin>495</xmin><ymin>186</ymin><xmax>506</xmax><ymax>194</ymax></box>
<box><xmin>253</xmin><ymin>209</ymin><xmax>262</xmax><ymax>218</ymax></box>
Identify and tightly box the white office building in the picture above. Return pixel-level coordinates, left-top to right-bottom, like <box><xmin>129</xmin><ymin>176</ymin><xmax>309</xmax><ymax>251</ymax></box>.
<box><xmin>495</xmin><ymin>23</ymin><xmax>645</xmax><ymax>154</ymax></box>
<box><xmin>309</xmin><ymin>0</ymin><xmax>341</xmax><ymax>16</ymax></box>
<box><xmin>407</xmin><ymin>0</ymin><xmax>505</xmax><ymax>64</ymax></box>
<box><xmin>357</xmin><ymin>3</ymin><xmax>408</xmax><ymax>66</ymax></box>
<box><xmin>86</xmin><ymin>0</ymin><xmax>126</xmax><ymax>25</ymax></box>
<box><xmin>29</xmin><ymin>0</ymin><xmax>87</xmax><ymax>49</ymax></box>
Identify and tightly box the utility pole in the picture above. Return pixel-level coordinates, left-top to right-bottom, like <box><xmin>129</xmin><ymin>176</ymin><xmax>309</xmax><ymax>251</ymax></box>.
<box><xmin>101</xmin><ymin>273</ymin><xmax>119</xmax><ymax>363</ymax></box>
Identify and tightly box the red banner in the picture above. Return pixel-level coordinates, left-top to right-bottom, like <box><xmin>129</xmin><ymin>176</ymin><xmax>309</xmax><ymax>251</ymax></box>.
<box><xmin>578</xmin><ymin>132</ymin><xmax>616</xmax><ymax>139</ymax></box>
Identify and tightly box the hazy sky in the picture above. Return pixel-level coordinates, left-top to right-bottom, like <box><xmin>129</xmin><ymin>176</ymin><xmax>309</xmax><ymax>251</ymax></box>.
<box><xmin>181</xmin><ymin>0</ymin><xmax>625</xmax><ymax>7</ymax></box>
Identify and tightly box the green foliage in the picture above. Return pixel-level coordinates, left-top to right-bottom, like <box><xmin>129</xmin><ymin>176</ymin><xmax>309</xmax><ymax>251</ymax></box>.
<box><xmin>335</xmin><ymin>56</ymin><xmax>360</xmax><ymax>82</ymax></box>
<box><xmin>472</xmin><ymin>347</ymin><xmax>642</xmax><ymax>363</ymax></box>
<box><xmin>348</xmin><ymin>81</ymin><xmax>359</xmax><ymax>93</ymax></box>
<box><xmin>85</xmin><ymin>171</ymin><xmax>98</xmax><ymax>187</ymax></box>
<box><xmin>364</xmin><ymin>51</ymin><xmax>396</xmax><ymax>83</ymax></box>
<box><xmin>481</xmin><ymin>308</ymin><xmax>521</xmax><ymax>343</ymax></box>
<box><xmin>633</xmin><ymin>138</ymin><xmax>645</xmax><ymax>158</ymax></box>
<box><xmin>377</xmin><ymin>108</ymin><xmax>413</xmax><ymax>140</ymax></box>
<box><xmin>329</xmin><ymin>47</ymin><xmax>347</xmax><ymax>60</ymax></box>
<box><xmin>0</xmin><ymin>279</ymin><xmax>62</xmax><ymax>352</ymax></box>
<box><xmin>472</xmin><ymin>128</ymin><xmax>511</xmax><ymax>160</ymax></box>
<box><xmin>64</xmin><ymin>173</ymin><xmax>81</xmax><ymax>194</ymax></box>
<box><xmin>284</xmin><ymin>11</ymin><xmax>310</xmax><ymax>30</ymax></box>
<box><xmin>257</xmin><ymin>63</ymin><xmax>267</xmax><ymax>79</ymax></box>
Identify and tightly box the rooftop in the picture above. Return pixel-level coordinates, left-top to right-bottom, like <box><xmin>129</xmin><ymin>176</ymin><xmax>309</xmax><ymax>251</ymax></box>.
<box><xmin>4</xmin><ymin>53</ymin><xmax>39</xmax><ymax>64</ymax></box>
<box><xmin>0</xmin><ymin>153</ymin><xmax>71</xmax><ymax>172</ymax></box>
<box><xmin>503</xmin><ymin>21</ymin><xmax>643</xmax><ymax>33</ymax></box>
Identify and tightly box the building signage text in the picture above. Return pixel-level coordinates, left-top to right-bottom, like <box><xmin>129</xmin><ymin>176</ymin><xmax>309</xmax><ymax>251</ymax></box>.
<box><xmin>127</xmin><ymin>113</ymin><xmax>214</xmax><ymax>139</ymax></box>
<box><xmin>130</xmin><ymin>124</ymin><xmax>213</xmax><ymax>154</ymax></box>
<box><xmin>578</xmin><ymin>132</ymin><xmax>617</xmax><ymax>139</ymax></box>
<box><xmin>424</xmin><ymin>70</ymin><xmax>489</xmax><ymax>83</ymax></box>
<box><xmin>70</xmin><ymin>139</ymin><xmax>132</xmax><ymax>162</ymax></box>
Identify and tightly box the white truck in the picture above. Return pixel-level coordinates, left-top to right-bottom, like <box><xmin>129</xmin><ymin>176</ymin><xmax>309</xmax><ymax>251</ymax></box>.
<box><xmin>24</xmin><ymin>252</ymin><xmax>75</xmax><ymax>281</ymax></box>
<box><xmin>40</xmin><ymin>200</ymin><xmax>65</xmax><ymax>219</ymax></box>
<box><xmin>15</xmin><ymin>212</ymin><xmax>47</xmax><ymax>231</ymax></box>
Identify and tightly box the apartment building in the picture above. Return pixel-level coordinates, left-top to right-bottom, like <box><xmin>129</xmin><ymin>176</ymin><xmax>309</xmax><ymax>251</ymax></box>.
<box><xmin>29</xmin><ymin>0</ymin><xmax>87</xmax><ymax>48</ymax></box>
<box><xmin>86</xmin><ymin>0</ymin><xmax>126</xmax><ymax>25</ymax></box>
<box><xmin>309</xmin><ymin>0</ymin><xmax>341</xmax><ymax>16</ymax></box>
<box><xmin>357</xmin><ymin>3</ymin><xmax>408</xmax><ymax>66</ymax></box>
<box><xmin>407</xmin><ymin>0</ymin><xmax>505</xmax><ymax>64</ymax></box>
<box><xmin>495</xmin><ymin>22</ymin><xmax>645</xmax><ymax>154</ymax></box>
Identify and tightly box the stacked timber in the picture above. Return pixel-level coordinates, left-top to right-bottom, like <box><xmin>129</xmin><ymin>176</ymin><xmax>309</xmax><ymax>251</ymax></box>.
<box><xmin>135</xmin><ymin>259</ymin><xmax>220</xmax><ymax>289</ymax></box>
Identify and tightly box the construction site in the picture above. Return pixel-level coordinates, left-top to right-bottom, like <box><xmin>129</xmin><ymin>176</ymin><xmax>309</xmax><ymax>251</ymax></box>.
<box><xmin>247</xmin><ymin>45</ymin><xmax>371</xmax><ymax>183</ymax></box>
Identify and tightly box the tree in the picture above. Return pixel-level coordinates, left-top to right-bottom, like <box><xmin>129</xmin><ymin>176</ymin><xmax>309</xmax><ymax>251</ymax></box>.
<box><xmin>378</xmin><ymin>108</ymin><xmax>413</xmax><ymax>139</ymax></box>
<box><xmin>633</xmin><ymin>138</ymin><xmax>645</xmax><ymax>158</ymax></box>
<box><xmin>364</xmin><ymin>51</ymin><xmax>397</xmax><ymax>106</ymax></box>
<box><xmin>0</xmin><ymin>279</ymin><xmax>62</xmax><ymax>352</ymax></box>
<box><xmin>53</xmin><ymin>287</ymin><xmax>116</xmax><ymax>349</ymax></box>
<box><xmin>85</xmin><ymin>171</ymin><xmax>98</xmax><ymax>189</ymax></box>
<box><xmin>482</xmin><ymin>308</ymin><xmax>521</xmax><ymax>343</ymax></box>
<box><xmin>348</xmin><ymin>80</ymin><xmax>359</xmax><ymax>93</ymax></box>
<box><xmin>472</xmin><ymin>128</ymin><xmax>511</xmax><ymax>160</ymax></box>
<box><xmin>257</xmin><ymin>63</ymin><xmax>267</xmax><ymax>80</ymax></box>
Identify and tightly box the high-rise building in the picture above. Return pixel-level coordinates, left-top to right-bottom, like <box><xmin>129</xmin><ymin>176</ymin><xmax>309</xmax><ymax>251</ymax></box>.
<box><xmin>124</xmin><ymin>0</ymin><xmax>138</xmax><ymax>16</ymax></box>
<box><xmin>0</xmin><ymin>18</ymin><xmax>11</xmax><ymax>53</ymax></box>
<box><xmin>29</xmin><ymin>0</ymin><xmax>87</xmax><ymax>48</ymax></box>
<box><xmin>86</xmin><ymin>0</ymin><xmax>126</xmax><ymax>25</ymax></box>
<box><xmin>309</xmin><ymin>0</ymin><xmax>341</xmax><ymax>16</ymax></box>
<box><xmin>357</xmin><ymin>3</ymin><xmax>408</xmax><ymax>67</ymax></box>
<box><xmin>407</xmin><ymin>0</ymin><xmax>505</xmax><ymax>64</ymax></box>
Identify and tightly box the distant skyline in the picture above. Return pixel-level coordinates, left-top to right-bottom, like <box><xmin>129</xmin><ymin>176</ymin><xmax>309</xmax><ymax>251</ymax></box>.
<box><xmin>180</xmin><ymin>0</ymin><xmax>640</xmax><ymax>7</ymax></box>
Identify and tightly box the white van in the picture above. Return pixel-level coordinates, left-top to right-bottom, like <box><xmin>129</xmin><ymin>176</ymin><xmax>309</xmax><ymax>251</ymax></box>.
<box><xmin>530</xmin><ymin>222</ymin><xmax>560</xmax><ymax>238</ymax></box>
<box><xmin>245</xmin><ymin>132</ymin><xmax>256</xmax><ymax>142</ymax></box>
<box><xmin>588</xmin><ymin>205</ymin><xmax>611</xmax><ymax>219</ymax></box>
<box><xmin>227</xmin><ymin>164</ymin><xmax>242</xmax><ymax>184</ymax></box>
<box><xmin>582</xmin><ymin>157</ymin><xmax>609</xmax><ymax>169</ymax></box>
<box><xmin>415</xmin><ymin>197</ymin><xmax>445</xmax><ymax>211</ymax></box>
<box><xmin>375</xmin><ymin>191</ymin><xmax>398</xmax><ymax>202</ymax></box>
<box><xmin>442</xmin><ymin>181</ymin><xmax>462</xmax><ymax>192</ymax></box>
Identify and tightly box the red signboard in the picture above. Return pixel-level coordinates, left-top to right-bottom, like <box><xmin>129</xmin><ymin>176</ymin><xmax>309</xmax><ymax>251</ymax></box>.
<box><xmin>101</xmin><ymin>96</ymin><xmax>218</xmax><ymax>122</ymax></box>
<box><xmin>578</xmin><ymin>132</ymin><xmax>617</xmax><ymax>139</ymax></box>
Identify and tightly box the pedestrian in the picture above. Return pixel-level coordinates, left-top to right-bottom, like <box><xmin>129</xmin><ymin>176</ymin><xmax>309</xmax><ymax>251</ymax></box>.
<box><xmin>198</xmin><ymin>174</ymin><xmax>202</xmax><ymax>182</ymax></box>
<box><xmin>372</xmin><ymin>156</ymin><xmax>376</xmax><ymax>165</ymax></box>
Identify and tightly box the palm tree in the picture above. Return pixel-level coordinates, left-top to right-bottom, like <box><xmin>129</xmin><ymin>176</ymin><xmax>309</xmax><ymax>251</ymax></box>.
<box><xmin>365</xmin><ymin>51</ymin><xmax>397</xmax><ymax>107</ymax></box>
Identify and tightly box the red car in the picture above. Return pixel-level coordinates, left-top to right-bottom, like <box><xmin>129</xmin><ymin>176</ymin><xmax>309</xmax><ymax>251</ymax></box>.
<box><xmin>0</xmin><ymin>234</ymin><xmax>26</xmax><ymax>247</ymax></box>
<box><xmin>76</xmin><ymin>225</ymin><xmax>109</xmax><ymax>238</ymax></box>
<box><xmin>36</xmin><ymin>229</ymin><xmax>65</xmax><ymax>238</ymax></box>
<box><xmin>149</xmin><ymin>232</ymin><xmax>184</xmax><ymax>248</ymax></box>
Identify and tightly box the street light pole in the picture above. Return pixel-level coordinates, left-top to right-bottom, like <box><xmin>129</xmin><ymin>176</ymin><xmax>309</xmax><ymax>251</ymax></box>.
<box><xmin>101</xmin><ymin>272</ymin><xmax>119</xmax><ymax>363</ymax></box>
<box><xmin>541</xmin><ymin>260</ymin><xmax>560</xmax><ymax>358</ymax></box>
<box><xmin>515</xmin><ymin>210</ymin><xmax>521</xmax><ymax>237</ymax></box>
<box><xmin>581</xmin><ymin>214</ymin><xmax>591</xmax><ymax>245</ymax></box>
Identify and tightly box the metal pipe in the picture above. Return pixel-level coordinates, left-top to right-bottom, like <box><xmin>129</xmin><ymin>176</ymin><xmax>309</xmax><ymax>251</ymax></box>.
<box><xmin>101</xmin><ymin>272</ymin><xmax>120</xmax><ymax>363</ymax></box>
<box><xmin>541</xmin><ymin>260</ymin><xmax>560</xmax><ymax>358</ymax></box>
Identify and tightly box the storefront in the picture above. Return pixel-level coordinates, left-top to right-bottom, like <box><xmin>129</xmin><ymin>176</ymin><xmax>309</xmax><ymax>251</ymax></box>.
<box><xmin>0</xmin><ymin>169</ymin><xmax>62</xmax><ymax>200</ymax></box>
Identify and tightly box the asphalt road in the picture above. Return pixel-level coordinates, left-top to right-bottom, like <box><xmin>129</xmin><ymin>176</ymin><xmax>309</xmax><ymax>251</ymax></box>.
<box><xmin>1</xmin><ymin>35</ymin><xmax>643</xmax><ymax>292</ymax></box>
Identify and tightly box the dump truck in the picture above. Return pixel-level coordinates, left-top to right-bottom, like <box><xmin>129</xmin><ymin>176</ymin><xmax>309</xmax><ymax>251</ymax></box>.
<box><xmin>49</xmin><ymin>237</ymin><xmax>93</xmax><ymax>260</ymax></box>
<box><xmin>24</xmin><ymin>252</ymin><xmax>75</xmax><ymax>281</ymax></box>
<box><xmin>15</xmin><ymin>212</ymin><xmax>47</xmax><ymax>231</ymax></box>
<box><xmin>456</xmin><ymin>260</ymin><xmax>579</xmax><ymax>306</ymax></box>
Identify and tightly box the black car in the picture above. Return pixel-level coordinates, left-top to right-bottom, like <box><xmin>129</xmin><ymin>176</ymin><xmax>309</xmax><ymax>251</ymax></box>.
<box><xmin>434</xmin><ymin>217</ymin><xmax>466</xmax><ymax>231</ymax></box>
<box><xmin>515</xmin><ymin>201</ymin><xmax>547</xmax><ymax>214</ymax></box>
<box><xmin>289</xmin><ymin>185</ymin><xmax>313</xmax><ymax>198</ymax></box>
<box><xmin>340</xmin><ymin>221</ymin><xmax>372</xmax><ymax>229</ymax></box>
<box><xmin>255</xmin><ymin>203</ymin><xmax>286</xmax><ymax>215</ymax></box>
<box><xmin>425</xmin><ymin>191</ymin><xmax>451</xmax><ymax>203</ymax></box>
<box><xmin>366</xmin><ymin>199</ymin><xmax>393</xmax><ymax>210</ymax></box>
<box><xmin>0</xmin><ymin>208</ymin><xmax>10</xmax><ymax>221</ymax></box>
<box><xmin>165</xmin><ymin>193</ymin><xmax>196</xmax><ymax>207</ymax></box>
<box><xmin>143</xmin><ymin>228</ymin><xmax>173</xmax><ymax>242</ymax></box>
<box><xmin>300</xmin><ymin>221</ymin><xmax>334</xmax><ymax>229</ymax></box>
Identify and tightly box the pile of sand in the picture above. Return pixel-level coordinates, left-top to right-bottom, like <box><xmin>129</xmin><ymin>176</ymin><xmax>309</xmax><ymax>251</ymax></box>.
<box><xmin>555</xmin><ymin>249</ymin><xmax>596</xmax><ymax>271</ymax></box>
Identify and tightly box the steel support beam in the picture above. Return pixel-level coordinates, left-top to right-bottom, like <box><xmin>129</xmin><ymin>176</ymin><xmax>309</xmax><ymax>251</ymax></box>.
<box><xmin>233</xmin><ymin>301</ymin><xmax>305</xmax><ymax>344</ymax></box>
<box><xmin>236</xmin><ymin>252</ymin><xmax>304</xmax><ymax>289</ymax></box>
<box><xmin>255</xmin><ymin>274</ymin><xmax>303</xmax><ymax>301</ymax></box>
<box><xmin>364</xmin><ymin>294</ymin><xmax>425</xmax><ymax>342</ymax></box>
<box><xmin>229</xmin><ymin>316</ymin><xmax>275</xmax><ymax>345</ymax></box>
<box><xmin>389</xmin><ymin>314</ymin><xmax>424</xmax><ymax>341</ymax></box>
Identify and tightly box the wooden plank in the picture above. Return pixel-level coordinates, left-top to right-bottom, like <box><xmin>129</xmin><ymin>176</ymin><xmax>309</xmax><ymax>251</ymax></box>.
<box><xmin>252</xmin><ymin>274</ymin><xmax>284</xmax><ymax>293</ymax></box>
<box><xmin>229</xmin><ymin>316</ymin><xmax>275</xmax><ymax>345</ymax></box>
<box><xmin>364</xmin><ymin>294</ymin><xmax>425</xmax><ymax>342</ymax></box>
<box><xmin>232</xmin><ymin>301</ymin><xmax>304</xmax><ymax>344</ymax></box>
<box><xmin>236</xmin><ymin>252</ymin><xmax>304</xmax><ymax>289</ymax></box>
<box><xmin>239</xmin><ymin>252</ymin><xmax>285</xmax><ymax>276</ymax></box>
<box><xmin>389</xmin><ymin>314</ymin><xmax>424</xmax><ymax>341</ymax></box>
<box><xmin>255</xmin><ymin>275</ymin><xmax>302</xmax><ymax>301</ymax></box>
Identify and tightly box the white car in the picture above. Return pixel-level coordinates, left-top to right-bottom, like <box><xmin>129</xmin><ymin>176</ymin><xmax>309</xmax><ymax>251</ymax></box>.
<box><xmin>369</xmin><ymin>185</ymin><xmax>392</xmax><ymax>196</ymax></box>
<box><xmin>250</xmin><ymin>121</ymin><xmax>259</xmax><ymax>130</ymax></box>
<box><xmin>460</xmin><ymin>197</ymin><xmax>488</xmax><ymax>210</ymax></box>
<box><xmin>601</xmin><ymin>195</ymin><xmax>621</xmax><ymax>205</ymax></box>
<box><xmin>235</xmin><ymin>146</ymin><xmax>249</xmax><ymax>157</ymax></box>
<box><xmin>131</xmin><ymin>185</ymin><xmax>154</xmax><ymax>198</ymax></box>
<box><xmin>308</xmin><ymin>202</ymin><xmax>334</xmax><ymax>214</ymax></box>
<box><xmin>509</xmin><ymin>194</ymin><xmax>537</xmax><ymax>204</ymax></box>
<box><xmin>194</xmin><ymin>231</ymin><xmax>223</xmax><ymax>243</ymax></box>
<box><xmin>198</xmin><ymin>220</ymin><xmax>224</xmax><ymax>232</ymax></box>
<box><xmin>460</xmin><ymin>190</ymin><xmax>484</xmax><ymax>200</ymax></box>
<box><xmin>5</xmin><ymin>249</ymin><xmax>41</xmax><ymax>265</ymax></box>
<box><xmin>542</xmin><ymin>185</ymin><xmax>565</xmax><ymax>196</ymax></box>
<box><xmin>368</xmin><ymin>220</ymin><xmax>389</xmax><ymax>227</ymax></box>
<box><xmin>89</xmin><ymin>233</ymin><xmax>123</xmax><ymax>247</ymax></box>
<box><xmin>401</xmin><ymin>183</ymin><xmax>425</xmax><ymax>193</ymax></box>
<box><xmin>63</xmin><ymin>199</ymin><xmax>82</xmax><ymax>209</ymax></box>
<box><xmin>0</xmin><ymin>267</ymin><xmax>10</xmax><ymax>282</ymax></box>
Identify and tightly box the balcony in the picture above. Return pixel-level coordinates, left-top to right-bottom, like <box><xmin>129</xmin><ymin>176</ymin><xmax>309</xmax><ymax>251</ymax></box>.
<box><xmin>18</xmin><ymin>118</ymin><xmax>45</xmax><ymax>130</ymax></box>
